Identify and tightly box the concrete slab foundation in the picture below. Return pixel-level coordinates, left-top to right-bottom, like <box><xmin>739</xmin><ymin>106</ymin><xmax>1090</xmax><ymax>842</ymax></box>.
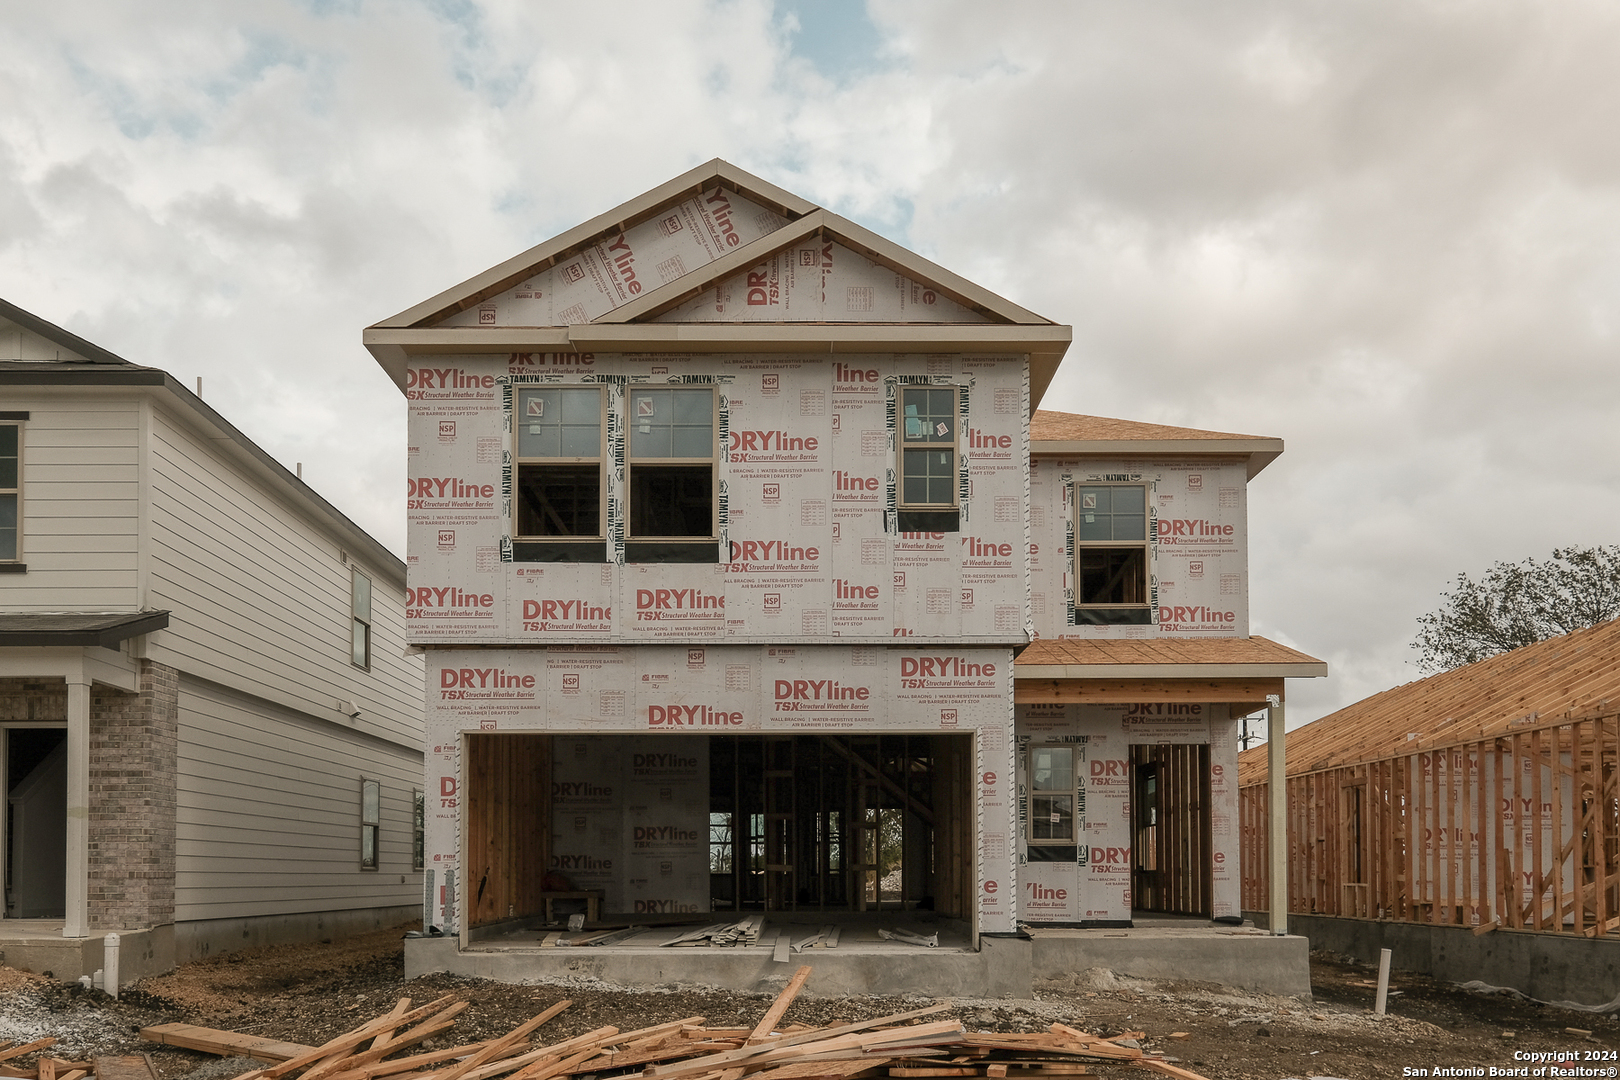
<box><xmin>1028</xmin><ymin>926</ymin><xmax>1312</xmax><ymax>998</ymax></box>
<box><xmin>1256</xmin><ymin>912</ymin><xmax>1620</xmax><ymax>1008</ymax></box>
<box><xmin>407</xmin><ymin>920</ymin><xmax>1311</xmax><ymax>999</ymax></box>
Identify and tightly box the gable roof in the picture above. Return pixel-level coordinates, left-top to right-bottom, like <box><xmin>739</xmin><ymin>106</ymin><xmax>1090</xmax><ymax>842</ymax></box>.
<box><xmin>1237</xmin><ymin>618</ymin><xmax>1620</xmax><ymax>785</ymax></box>
<box><xmin>0</xmin><ymin>298</ymin><xmax>136</xmax><ymax>367</ymax></box>
<box><xmin>1031</xmin><ymin>411</ymin><xmax>1284</xmax><ymax>479</ymax></box>
<box><xmin>365</xmin><ymin>159</ymin><xmax>1072</xmax><ymax>404</ymax></box>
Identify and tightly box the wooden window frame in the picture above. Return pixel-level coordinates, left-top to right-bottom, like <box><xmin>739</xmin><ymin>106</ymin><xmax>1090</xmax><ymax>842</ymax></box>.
<box><xmin>513</xmin><ymin>385</ymin><xmax>607</xmax><ymax>563</ymax></box>
<box><xmin>1073</xmin><ymin>482</ymin><xmax>1151</xmax><ymax>625</ymax></box>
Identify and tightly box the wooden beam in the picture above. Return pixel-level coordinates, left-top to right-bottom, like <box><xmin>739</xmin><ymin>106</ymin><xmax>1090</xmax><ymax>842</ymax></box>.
<box><xmin>1013</xmin><ymin>678</ymin><xmax>1284</xmax><ymax>704</ymax></box>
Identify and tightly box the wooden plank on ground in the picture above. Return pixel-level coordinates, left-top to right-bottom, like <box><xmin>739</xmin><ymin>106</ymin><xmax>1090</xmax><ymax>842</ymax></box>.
<box><xmin>0</xmin><ymin>1041</ymin><xmax>59</xmax><ymax>1065</ymax></box>
<box><xmin>94</xmin><ymin>1059</ymin><xmax>157</xmax><ymax>1080</ymax></box>
<box><xmin>749</xmin><ymin>967</ymin><xmax>814</xmax><ymax>1043</ymax></box>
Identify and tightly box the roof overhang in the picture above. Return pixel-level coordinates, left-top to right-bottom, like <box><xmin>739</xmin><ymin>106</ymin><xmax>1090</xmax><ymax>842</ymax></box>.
<box><xmin>1032</xmin><ymin>438</ymin><xmax>1284</xmax><ymax>480</ymax></box>
<box><xmin>1012</xmin><ymin>660</ymin><xmax>1326</xmax><ymax>680</ymax></box>
<box><xmin>0</xmin><ymin>611</ymin><xmax>170</xmax><ymax>649</ymax></box>
<box><xmin>366</xmin><ymin>324</ymin><xmax>1072</xmax><ymax>398</ymax></box>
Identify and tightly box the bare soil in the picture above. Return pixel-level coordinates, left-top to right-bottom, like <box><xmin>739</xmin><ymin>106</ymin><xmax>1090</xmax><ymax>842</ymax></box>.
<box><xmin>2</xmin><ymin>926</ymin><xmax>1616</xmax><ymax>1080</ymax></box>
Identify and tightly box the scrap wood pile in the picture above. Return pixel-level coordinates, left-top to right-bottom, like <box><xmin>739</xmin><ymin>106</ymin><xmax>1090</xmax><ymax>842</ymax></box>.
<box><xmin>139</xmin><ymin>966</ymin><xmax>1212</xmax><ymax>1080</ymax></box>
<box><xmin>0</xmin><ymin>1039</ymin><xmax>156</xmax><ymax>1080</ymax></box>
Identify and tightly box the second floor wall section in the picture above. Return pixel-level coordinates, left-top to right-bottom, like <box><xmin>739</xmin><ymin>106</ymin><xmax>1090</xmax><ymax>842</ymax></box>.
<box><xmin>1028</xmin><ymin>455</ymin><xmax>1250</xmax><ymax>641</ymax></box>
<box><xmin>406</xmin><ymin>352</ymin><xmax>1030</xmax><ymax>644</ymax></box>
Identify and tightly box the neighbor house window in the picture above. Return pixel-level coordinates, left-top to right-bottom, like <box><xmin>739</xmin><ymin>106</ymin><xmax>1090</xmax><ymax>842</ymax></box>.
<box><xmin>412</xmin><ymin>789</ymin><xmax>425</xmax><ymax>871</ymax></box>
<box><xmin>626</xmin><ymin>387</ymin><xmax>716</xmax><ymax>563</ymax></box>
<box><xmin>897</xmin><ymin>386</ymin><xmax>959</xmax><ymax>531</ymax></box>
<box><xmin>351</xmin><ymin>567</ymin><xmax>372</xmax><ymax>668</ymax></box>
<box><xmin>360</xmin><ymin>778</ymin><xmax>381</xmax><ymax>870</ymax></box>
<box><xmin>1074</xmin><ymin>483</ymin><xmax>1151</xmax><ymax>625</ymax></box>
<box><xmin>0</xmin><ymin>417</ymin><xmax>22</xmax><ymax>566</ymax></box>
<box><xmin>514</xmin><ymin>386</ymin><xmax>606</xmax><ymax>562</ymax></box>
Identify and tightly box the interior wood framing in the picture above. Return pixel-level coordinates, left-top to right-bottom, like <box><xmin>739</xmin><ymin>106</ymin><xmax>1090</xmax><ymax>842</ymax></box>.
<box><xmin>1239</xmin><ymin>708</ymin><xmax>1620</xmax><ymax>936</ymax></box>
<box><xmin>462</xmin><ymin>732</ymin><xmax>975</xmax><ymax>929</ymax></box>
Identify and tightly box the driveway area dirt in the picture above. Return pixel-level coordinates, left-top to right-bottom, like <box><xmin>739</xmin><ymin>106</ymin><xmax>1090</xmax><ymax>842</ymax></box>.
<box><xmin>1</xmin><ymin>927</ymin><xmax>1616</xmax><ymax>1080</ymax></box>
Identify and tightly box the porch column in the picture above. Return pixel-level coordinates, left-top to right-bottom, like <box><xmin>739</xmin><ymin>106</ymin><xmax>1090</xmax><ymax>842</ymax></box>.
<box><xmin>1267</xmin><ymin>696</ymin><xmax>1287</xmax><ymax>936</ymax></box>
<box><xmin>64</xmin><ymin>672</ymin><xmax>90</xmax><ymax>938</ymax></box>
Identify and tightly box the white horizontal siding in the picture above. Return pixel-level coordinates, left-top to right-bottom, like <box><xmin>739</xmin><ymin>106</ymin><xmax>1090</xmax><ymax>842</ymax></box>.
<box><xmin>175</xmin><ymin>679</ymin><xmax>422</xmax><ymax>923</ymax></box>
<box><xmin>0</xmin><ymin>397</ymin><xmax>140</xmax><ymax>610</ymax></box>
<box><xmin>146</xmin><ymin>407</ymin><xmax>422</xmax><ymax>748</ymax></box>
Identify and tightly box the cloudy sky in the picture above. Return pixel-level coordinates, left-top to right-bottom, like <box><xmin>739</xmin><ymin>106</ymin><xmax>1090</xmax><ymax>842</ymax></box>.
<box><xmin>3</xmin><ymin>0</ymin><xmax>1617</xmax><ymax>726</ymax></box>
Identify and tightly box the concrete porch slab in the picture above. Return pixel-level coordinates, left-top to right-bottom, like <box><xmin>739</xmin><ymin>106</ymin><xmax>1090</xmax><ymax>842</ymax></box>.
<box><xmin>0</xmin><ymin>920</ymin><xmax>174</xmax><ymax>987</ymax></box>
<box><xmin>1028</xmin><ymin>925</ymin><xmax>1312</xmax><ymax>997</ymax></box>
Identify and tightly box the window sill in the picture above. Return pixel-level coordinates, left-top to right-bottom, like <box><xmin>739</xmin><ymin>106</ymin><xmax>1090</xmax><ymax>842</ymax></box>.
<box><xmin>896</xmin><ymin>510</ymin><xmax>959</xmax><ymax>533</ymax></box>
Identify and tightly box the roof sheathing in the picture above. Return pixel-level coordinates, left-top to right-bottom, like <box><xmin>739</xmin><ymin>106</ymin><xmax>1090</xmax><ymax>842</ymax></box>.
<box><xmin>1014</xmin><ymin>635</ymin><xmax>1327</xmax><ymax>680</ymax></box>
<box><xmin>1237</xmin><ymin>617</ymin><xmax>1620</xmax><ymax>784</ymax></box>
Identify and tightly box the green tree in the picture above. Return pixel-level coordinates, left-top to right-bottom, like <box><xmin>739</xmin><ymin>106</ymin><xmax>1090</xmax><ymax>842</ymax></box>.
<box><xmin>1412</xmin><ymin>545</ymin><xmax>1620</xmax><ymax>673</ymax></box>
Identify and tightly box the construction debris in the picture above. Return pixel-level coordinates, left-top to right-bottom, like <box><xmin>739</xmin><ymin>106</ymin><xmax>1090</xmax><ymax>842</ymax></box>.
<box><xmin>877</xmin><ymin>929</ymin><xmax>938</xmax><ymax>949</ymax></box>
<box><xmin>125</xmin><ymin>965</ymin><xmax>1211</xmax><ymax>1080</ymax></box>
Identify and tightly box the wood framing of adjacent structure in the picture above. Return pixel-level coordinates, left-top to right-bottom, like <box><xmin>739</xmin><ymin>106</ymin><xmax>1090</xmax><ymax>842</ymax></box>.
<box><xmin>1240</xmin><ymin>706</ymin><xmax>1620</xmax><ymax>937</ymax></box>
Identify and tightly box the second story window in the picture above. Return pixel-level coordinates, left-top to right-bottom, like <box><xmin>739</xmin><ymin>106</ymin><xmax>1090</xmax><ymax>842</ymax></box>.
<box><xmin>0</xmin><ymin>419</ymin><xmax>19</xmax><ymax>565</ymax></box>
<box><xmin>897</xmin><ymin>386</ymin><xmax>960</xmax><ymax>532</ymax></box>
<box><xmin>514</xmin><ymin>386</ymin><xmax>606</xmax><ymax>562</ymax></box>
<box><xmin>626</xmin><ymin>387</ymin><xmax>716</xmax><ymax>563</ymax></box>
<box><xmin>1073</xmin><ymin>483</ymin><xmax>1151</xmax><ymax>625</ymax></box>
<box><xmin>351</xmin><ymin>566</ymin><xmax>372</xmax><ymax>668</ymax></box>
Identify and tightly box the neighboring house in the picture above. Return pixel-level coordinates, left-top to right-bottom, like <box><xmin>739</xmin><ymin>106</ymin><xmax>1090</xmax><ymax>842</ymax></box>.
<box><xmin>0</xmin><ymin>299</ymin><xmax>424</xmax><ymax>984</ymax></box>
<box><xmin>366</xmin><ymin>160</ymin><xmax>1324</xmax><ymax>995</ymax></box>
<box><xmin>1237</xmin><ymin>618</ymin><xmax>1620</xmax><ymax>1003</ymax></box>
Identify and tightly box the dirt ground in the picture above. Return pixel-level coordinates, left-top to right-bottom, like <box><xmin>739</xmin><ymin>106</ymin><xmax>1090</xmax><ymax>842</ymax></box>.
<box><xmin>2</xmin><ymin>926</ymin><xmax>1617</xmax><ymax>1080</ymax></box>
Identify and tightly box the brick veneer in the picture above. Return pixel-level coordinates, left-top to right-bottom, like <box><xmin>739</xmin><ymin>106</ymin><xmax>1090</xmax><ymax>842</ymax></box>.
<box><xmin>0</xmin><ymin>660</ymin><xmax>178</xmax><ymax>929</ymax></box>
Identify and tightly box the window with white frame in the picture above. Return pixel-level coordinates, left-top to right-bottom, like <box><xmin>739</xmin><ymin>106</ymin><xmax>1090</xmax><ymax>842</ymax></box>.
<box><xmin>625</xmin><ymin>386</ymin><xmax>716</xmax><ymax>563</ymax></box>
<box><xmin>897</xmin><ymin>386</ymin><xmax>959</xmax><ymax>531</ymax></box>
<box><xmin>513</xmin><ymin>385</ymin><xmax>606</xmax><ymax>562</ymax></box>
<box><xmin>360</xmin><ymin>778</ymin><xmax>381</xmax><ymax>870</ymax></box>
<box><xmin>350</xmin><ymin>566</ymin><xmax>372</xmax><ymax>668</ymax></box>
<box><xmin>1073</xmin><ymin>483</ymin><xmax>1151</xmax><ymax>625</ymax></box>
<box><xmin>0</xmin><ymin>416</ymin><xmax>22</xmax><ymax>567</ymax></box>
<box><xmin>1028</xmin><ymin>745</ymin><xmax>1076</xmax><ymax>844</ymax></box>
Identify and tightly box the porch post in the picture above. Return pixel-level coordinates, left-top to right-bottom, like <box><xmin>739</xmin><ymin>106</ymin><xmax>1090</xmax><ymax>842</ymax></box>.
<box><xmin>1267</xmin><ymin>696</ymin><xmax>1287</xmax><ymax>936</ymax></box>
<box><xmin>64</xmin><ymin>672</ymin><xmax>90</xmax><ymax>938</ymax></box>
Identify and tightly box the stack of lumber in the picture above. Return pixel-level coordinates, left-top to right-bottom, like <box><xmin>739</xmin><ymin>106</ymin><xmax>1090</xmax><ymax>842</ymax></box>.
<box><xmin>137</xmin><ymin>965</ymin><xmax>1210</xmax><ymax>1080</ymax></box>
<box><xmin>0</xmin><ymin>1040</ymin><xmax>157</xmax><ymax>1080</ymax></box>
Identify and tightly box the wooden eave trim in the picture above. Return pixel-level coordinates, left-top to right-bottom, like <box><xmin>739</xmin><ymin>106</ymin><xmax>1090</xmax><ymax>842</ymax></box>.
<box><xmin>372</xmin><ymin>159</ymin><xmax>818</xmax><ymax>330</ymax></box>
<box><xmin>1015</xmin><ymin>676</ymin><xmax>1286</xmax><ymax>704</ymax></box>
<box><xmin>1031</xmin><ymin>439</ymin><xmax>1284</xmax><ymax>480</ymax></box>
<box><xmin>367</xmin><ymin>323</ymin><xmax>1070</xmax><ymax>353</ymax></box>
<box><xmin>1013</xmin><ymin>662</ymin><xmax>1327</xmax><ymax>680</ymax></box>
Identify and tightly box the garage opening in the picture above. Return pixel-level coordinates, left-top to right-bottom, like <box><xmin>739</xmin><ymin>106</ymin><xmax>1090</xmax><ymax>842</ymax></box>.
<box><xmin>1129</xmin><ymin>742</ymin><xmax>1211</xmax><ymax>916</ymax></box>
<box><xmin>461</xmin><ymin>732</ymin><xmax>975</xmax><ymax>931</ymax></box>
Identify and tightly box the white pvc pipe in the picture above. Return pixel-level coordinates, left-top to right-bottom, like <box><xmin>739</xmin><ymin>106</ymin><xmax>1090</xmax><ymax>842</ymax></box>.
<box><xmin>103</xmin><ymin>932</ymin><xmax>120</xmax><ymax>997</ymax></box>
<box><xmin>1375</xmin><ymin>947</ymin><xmax>1392</xmax><ymax>1015</ymax></box>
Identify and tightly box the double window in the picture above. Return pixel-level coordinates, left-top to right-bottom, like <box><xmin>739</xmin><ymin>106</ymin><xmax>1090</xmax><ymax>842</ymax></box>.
<box><xmin>1074</xmin><ymin>483</ymin><xmax>1150</xmax><ymax>625</ymax></box>
<box><xmin>513</xmin><ymin>385</ymin><xmax>717</xmax><ymax>563</ymax></box>
<box><xmin>897</xmin><ymin>386</ymin><xmax>959</xmax><ymax>531</ymax></box>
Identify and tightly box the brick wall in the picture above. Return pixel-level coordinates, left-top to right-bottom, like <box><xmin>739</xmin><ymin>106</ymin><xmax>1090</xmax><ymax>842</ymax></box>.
<box><xmin>88</xmin><ymin>660</ymin><xmax>178</xmax><ymax>929</ymax></box>
<box><xmin>0</xmin><ymin>662</ymin><xmax>179</xmax><ymax>929</ymax></box>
